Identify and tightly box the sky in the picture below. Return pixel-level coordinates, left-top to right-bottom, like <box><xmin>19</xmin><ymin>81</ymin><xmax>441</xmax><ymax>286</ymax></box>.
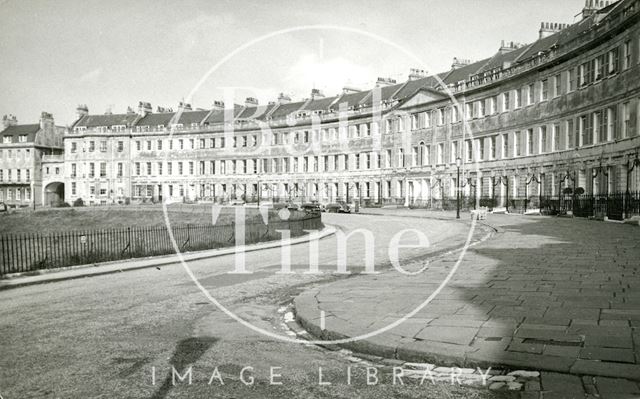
<box><xmin>0</xmin><ymin>0</ymin><xmax>586</xmax><ymax>126</ymax></box>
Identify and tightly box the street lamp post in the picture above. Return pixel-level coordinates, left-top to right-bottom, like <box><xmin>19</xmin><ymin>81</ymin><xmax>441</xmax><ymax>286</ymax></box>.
<box><xmin>455</xmin><ymin>157</ymin><xmax>462</xmax><ymax>219</ymax></box>
<box><xmin>459</xmin><ymin>176</ymin><xmax>476</xmax><ymax>210</ymax></box>
<box><xmin>525</xmin><ymin>171</ymin><xmax>542</xmax><ymax>213</ymax></box>
<box><xmin>492</xmin><ymin>175</ymin><xmax>510</xmax><ymax>213</ymax></box>
<box><xmin>625</xmin><ymin>150</ymin><xmax>640</xmax><ymax>219</ymax></box>
<box><xmin>592</xmin><ymin>160</ymin><xmax>609</xmax><ymax>196</ymax></box>
<box><xmin>558</xmin><ymin>170</ymin><xmax>576</xmax><ymax>215</ymax></box>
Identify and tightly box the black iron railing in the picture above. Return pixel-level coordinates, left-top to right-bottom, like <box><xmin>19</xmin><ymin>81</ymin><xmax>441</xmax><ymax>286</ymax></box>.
<box><xmin>0</xmin><ymin>215</ymin><xmax>323</xmax><ymax>276</ymax></box>
<box><xmin>539</xmin><ymin>191</ymin><xmax>640</xmax><ymax>220</ymax></box>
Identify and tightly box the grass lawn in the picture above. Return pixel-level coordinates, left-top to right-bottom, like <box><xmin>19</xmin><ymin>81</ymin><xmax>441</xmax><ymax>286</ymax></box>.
<box><xmin>0</xmin><ymin>205</ymin><xmax>273</xmax><ymax>235</ymax></box>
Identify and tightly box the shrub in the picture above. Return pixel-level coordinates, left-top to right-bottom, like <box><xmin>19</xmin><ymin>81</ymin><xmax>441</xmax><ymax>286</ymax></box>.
<box><xmin>73</xmin><ymin>198</ymin><xmax>85</xmax><ymax>207</ymax></box>
<box><xmin>575</xmin><ymin>187</ymin><xmax>585</xmax><ymax>195</ymax></box>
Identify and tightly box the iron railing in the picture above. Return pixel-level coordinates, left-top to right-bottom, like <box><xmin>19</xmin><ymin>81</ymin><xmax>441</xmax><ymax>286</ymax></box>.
<box><xmin>0</xmin><ymin>214</ymin><xmax>322</xmax><ymax>276</ymax></box>
<box><xmin>540</xmin><ymin>191</ymin><xmax>640</xmax><ymax>221</ymax></box>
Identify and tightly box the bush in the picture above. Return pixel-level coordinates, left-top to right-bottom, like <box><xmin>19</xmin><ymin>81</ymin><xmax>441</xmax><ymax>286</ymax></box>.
<box><xmin>73</xmin><ymin>198</ymin><xmax>85</xmax><ymax>207</ymax></box>
<box><xmin>575</xmin><ymin>187</ymin><xmax>585</xmax><ymax>195</ymax></box>
<box><xmin>562</xmin><ymin>187</ymin><xmax>573</xmax><ymax>195</ymax></box>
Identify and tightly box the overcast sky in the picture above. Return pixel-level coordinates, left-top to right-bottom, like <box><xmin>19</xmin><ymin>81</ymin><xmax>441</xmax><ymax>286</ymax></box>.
<box><xmin>0</xmin><ymin>0</ymin><xmax>586</xmax><ymax>126</ymax></box>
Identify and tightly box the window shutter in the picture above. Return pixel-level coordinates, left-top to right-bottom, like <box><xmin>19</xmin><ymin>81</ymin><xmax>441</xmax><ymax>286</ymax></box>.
<box><xmin>630</xmin><ymin>104</ymin><xmax>637</xmax><ymax>136</ymax></box>
<box><xmin>507</xmin><ymin>132</ymin><xmax>514</xmax><ymax>158</ymax></box>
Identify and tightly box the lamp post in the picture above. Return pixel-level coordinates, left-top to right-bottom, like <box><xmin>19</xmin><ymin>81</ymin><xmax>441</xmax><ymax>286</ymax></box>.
<box><xmin>492</xmin><ymin>174</ymin><xmax>510</xmax><ymax>213</ymax></box>
<box><xmin>459</xmin><ymin>176</ymin><xmax>476</xmax><ymax>210</ymax></box>
<box><xmin>525</xmin><ymin>170</ymin><xmax>542</xmax><ymax>213</ymax></box>
<box><xmin>429</xmin><ymin>177</ymin><xmax>442</xmax><ymax>210</ymax></box>
<box><xmin>592</xmin><ymin>160</ymin><xmax>609</xmax><ymax>196</ymax></box>
<box><xmin>558</xmin><ymin>169</ymin><xmax>576</xmax><ymax>215</ymax></box>
<box><xmin>455</xmin><ymin>157</ymin><xmax>462</xmax><ymax>219</ymax></box>
<box><xmin>625</xmin><ymin>150</ymin><xmax>640</xmax><ymax>218</ymax></box>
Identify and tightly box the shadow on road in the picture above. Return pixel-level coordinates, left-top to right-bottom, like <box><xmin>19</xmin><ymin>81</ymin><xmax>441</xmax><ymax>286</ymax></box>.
<box><xmin>150</xmin><ymin>336</ymin><xmax>219</xmax><ymax>399</ymax></box>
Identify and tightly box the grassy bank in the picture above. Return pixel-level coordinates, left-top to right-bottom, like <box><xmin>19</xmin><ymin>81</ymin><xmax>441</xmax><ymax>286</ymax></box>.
<box><xmin>0</xmin><ymin>205</ymin><xmax>270</xmax><ymax>234</ymax></box>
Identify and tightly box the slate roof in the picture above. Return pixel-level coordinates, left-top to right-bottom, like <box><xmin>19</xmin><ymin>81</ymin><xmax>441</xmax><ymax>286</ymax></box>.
<box><xmin>177</xmin><ymin>110</ymin><xmax>210</xmax><ymax>125</ymax></box>
<box><xmin>268</xmin><ymin>101</ymin><xmax>307</xmax><ymax>119</ymax></box>
<box><xmin>1</xmin><ymin>124</ymin><xmax>40</xmax><ymax>142</ymax></box>
<box><xmin>359</xmin><ymin>82</ymin><xmax>405</xmax><ymax>108</ymax></box>
<box><xmin>393</xmin><ymin>75</ymin><xmax>443</xmax><ymax>99</ymax></box>
<box><xmin>74</xmin><ymin>113</ymin><xmax>138</xmax><ymax>128</ymax></box>
<box><xmin>135</xmin><ymin>112</ymin><xmax>175</xmax><ymax>127</ymax></box>
<box><xmin>237</xmin><ymin>103</ymin><xmax>277</xmax><ymax>120</ymax></box>
<box><xmin>332</xmin><ymin>90</ymin><xmax>370</xmax><ymax>110</ymax></box>
<box><xmin>300</xmin><ymin>96</ymin><xmax>339</xmax><ymax>112</ymax></box>
<box><xmin>203</xmin><ymin>104</ymin><xmax>244</xmax><ymax>124</ymax></box>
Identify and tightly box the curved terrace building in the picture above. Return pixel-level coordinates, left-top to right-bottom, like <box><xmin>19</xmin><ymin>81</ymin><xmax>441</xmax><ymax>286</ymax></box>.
<box><xmin>61</xmin><ymin>0</ymin><xmax>640</xmax><ymax>217</ymax></box>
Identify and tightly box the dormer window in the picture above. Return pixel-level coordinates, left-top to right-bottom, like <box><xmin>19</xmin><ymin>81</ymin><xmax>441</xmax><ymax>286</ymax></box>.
<box><xmin>190</xmin><ymin>123</ymin><xmax>199</xmax><ymax>129</ymax></box>
<box><xmin>2</xmin><ymin>136</ymin><xmax>12</xmax><ymax>143</ymax></box>
<box><xmin>18</xmin><ymin>135</ymin><xmax>27</xmax><ymax>142</ymax></box>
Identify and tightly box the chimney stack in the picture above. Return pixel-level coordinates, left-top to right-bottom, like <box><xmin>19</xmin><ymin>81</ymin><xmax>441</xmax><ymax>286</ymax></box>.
<box><xmin>408</xmin><ymin>68</ymin><xmax>427</xmax><ymax>80</ymax></box>
<box><xmin>375</xmin><ymin>77</ymin><xmax>397</xmax><ymax>87</ymax></box>
<box><xmin>211</xmin><ymin>100</ymin><xmax>225</xmax><ymax>111</ymax></box>
<box><xmin>582</xmin><ymin>0</ymin><xmax>613</xmax><ymax>19</ymax></box>
<box><xmin>451</xmin><ymin>58</ymin><xmax>472</xmax><ymax>70</ymax></box>
<box><xmin>2</xmin><ymin>114</ymin><xmax>18</xmax><ymax>129</ymax></box>
<box><xmin>310</xmin><ymin>88</ymin><xmax>325</xmax><ymax>100</ymax></box>
<box><xmin>76</xmin><ymin>104</ymin><xmax>89</xmax><ymax>120</ymax></box>
<box><xmin>539</xmin><ymin>22</ymin><xmax>570</xmax><ymax>39</ymax></box>
<box><xmin>178</xmin><ymin>102</ymin><xmax>192</xmax><ymax>111</ymax></box>
<box><xmin>277</xmin><ymin>93</ymin><xmax>291</xmax><ymax>104</ymax></box>
<box><xmin>137</xmin><ymin>101</ymin><xmax>152</xmax><ymax>116</ymax></box>
<box><xmin>39</xmin><ymin>112</ymin><xmax>54</xmax><ymax>130</ymax></box>
<box><xmin>342</xmin><ymin>86</ymin><xmax>361</xmax><ymax>95</ymax></box>
<box><xmin>499</xmin><ymin>40</ymin><xmax>523</xmax><ymax>54</ymax></box>
<box><xmin>244</xmin><ymin>97</ymin><xmax>259</xmax><ymax>107</ymax></box>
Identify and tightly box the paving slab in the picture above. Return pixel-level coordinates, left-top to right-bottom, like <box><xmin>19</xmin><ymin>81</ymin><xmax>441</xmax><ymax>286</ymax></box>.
<box><xmin>294</xmin><ymin>211</ymin><xmax>640</xmax><ymax>393</ymax></box>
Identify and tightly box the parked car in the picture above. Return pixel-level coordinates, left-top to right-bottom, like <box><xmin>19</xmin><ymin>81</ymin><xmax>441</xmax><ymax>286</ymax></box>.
<box><xmin>286</xmin><ymin>202</ymin><xmax>300</xmax><ymax>211</ymax></box>
<box><xmin>228</xmin><ymin>199</ymin><xmax>245</xmax><ymax>206</ymax></box>
<box><xmin>0</xmin><ymin>202</ymin><xmax>7</xmax><ymax>212</ymax></box>
<box><xmin>326</xmin><ymin>201</ymin><xmax>350</xmax><ymax>213</ymax></box>
<box><xmin>300</xmin><ymin>203</ymin><xmax>321</xmax><ymax>214</ymax></box>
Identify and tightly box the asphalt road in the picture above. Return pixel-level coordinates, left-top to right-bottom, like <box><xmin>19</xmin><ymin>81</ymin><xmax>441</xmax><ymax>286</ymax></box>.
<box><xmin>0</xmin><ymin>212</ymin><xmax>508</xmax><ymax>399</ymax></box>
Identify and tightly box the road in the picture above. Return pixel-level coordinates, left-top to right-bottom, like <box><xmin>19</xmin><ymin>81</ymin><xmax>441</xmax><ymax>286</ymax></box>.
<box><xmin>0</xmin><ymin>212</ymin><xmax>505</xmax><ymax>399</ymax></box>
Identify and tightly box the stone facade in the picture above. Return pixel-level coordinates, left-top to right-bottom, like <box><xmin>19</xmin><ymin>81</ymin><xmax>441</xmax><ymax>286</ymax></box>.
<box><xmin>0</xmin><ymin>113</ymin><xmax>64</xmax><ymax>207</ymax></box>
<box><xmin>62</xmin><ymin>0</ymin><xmax>640</xmax><ymax>211</ymax></box>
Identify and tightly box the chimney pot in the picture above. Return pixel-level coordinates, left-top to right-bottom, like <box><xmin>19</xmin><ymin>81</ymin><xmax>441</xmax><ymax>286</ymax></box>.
<box><xmin>277</xmin><ymin>93</ymin><xmax>291</xmax><ymax>104</ymax></box>
<box><xmin>76</xmin><ymin>104</ymin><xmax>89</xmax><ymax>120</ymax></box>
<box><xmin>245</xmin><ymin>97</ymin><xmax>259</xmax><ymax>107</ymax></box>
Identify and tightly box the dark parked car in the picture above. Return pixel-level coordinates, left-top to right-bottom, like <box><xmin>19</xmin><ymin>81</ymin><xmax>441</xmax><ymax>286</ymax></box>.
<box><xmin>0</xmin><ymin>202</ymin><xmax>7</xmax><ymax>212</ymax></box>
<box><xmin>300</xmin><ymin>203</ymin><xmax>321</xmax><ymax>214</ymax></box>
<box><xmin>326</xmin><ymin>201</ymin><xmax>350</xmax><ymax>213</ymax></box>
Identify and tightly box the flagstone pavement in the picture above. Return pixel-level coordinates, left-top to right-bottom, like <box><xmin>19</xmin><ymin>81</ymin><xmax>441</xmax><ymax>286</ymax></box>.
<box><xmin>295</xmin><ymin>212</ymin><xmax>640</xmax><ymax>398</ymax></box>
